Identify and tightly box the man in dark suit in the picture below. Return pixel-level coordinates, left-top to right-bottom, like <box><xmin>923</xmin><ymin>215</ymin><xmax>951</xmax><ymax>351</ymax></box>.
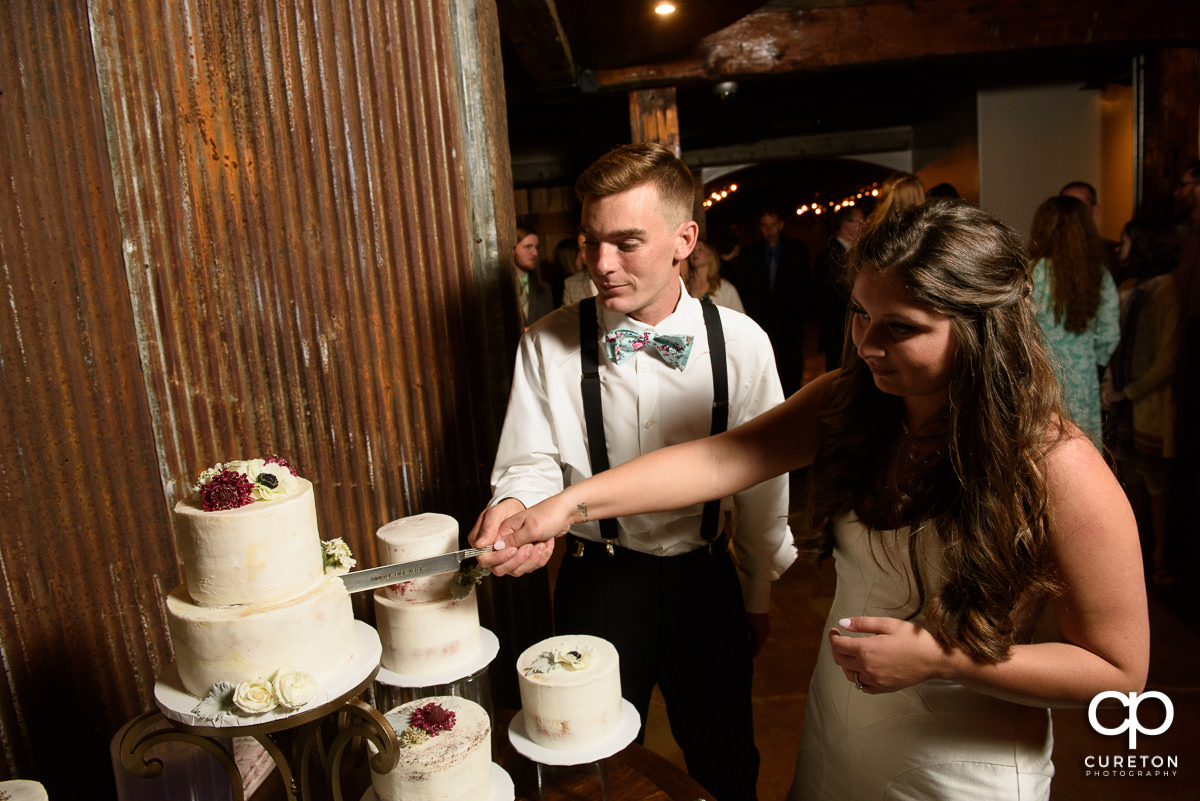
<box><xmin>812</xmin><ymin>205</ymin><xmax>865</xmax><ymax>371</ymax></box>
<box><xmin>732</xmin><ymin>208</ymin><xmax>812</xmax><ymax>395</ymax></box>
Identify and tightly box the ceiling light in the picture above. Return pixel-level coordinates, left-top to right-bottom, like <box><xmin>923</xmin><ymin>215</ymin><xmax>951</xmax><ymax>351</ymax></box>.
<box><xmin>655</xmin><ymin>3</ymin><xmax>676</xmax><ymax>14</ymax></box>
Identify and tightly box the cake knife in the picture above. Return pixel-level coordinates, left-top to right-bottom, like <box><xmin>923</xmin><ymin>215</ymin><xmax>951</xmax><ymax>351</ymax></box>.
<box><xmin>338</xmin><ymin>546</ymin><xmax>493</xmax><ymax>594</ymax></box>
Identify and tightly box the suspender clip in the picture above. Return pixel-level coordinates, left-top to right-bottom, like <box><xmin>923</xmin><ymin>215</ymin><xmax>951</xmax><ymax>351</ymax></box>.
<box><xmin>572</xmin><ymin>539</ymin><xmax>586</xmax><ymax>558</ymax></box>
<box><xmin>605</xmin><ymin>541</ymin><xmax>616</xmax><ymax>556</ymax></box>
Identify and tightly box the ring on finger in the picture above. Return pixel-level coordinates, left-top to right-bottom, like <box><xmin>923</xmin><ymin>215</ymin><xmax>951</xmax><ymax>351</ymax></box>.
<box><xmin>854</xmin><ymin>671</ymin><xmax>864</xmax><ymax>691</ymax></box>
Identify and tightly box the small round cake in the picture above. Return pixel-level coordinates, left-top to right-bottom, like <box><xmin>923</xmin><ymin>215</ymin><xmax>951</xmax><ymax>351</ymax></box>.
<box><xmin>371</xmin><ymin>696</ymin><xmax>492</xmax><ymax>801</ymax></box>
<box><xmin>516</xmin><ymin>634</ymin><xmax>622</xmax><ymax>751</ymax></box>
<box><xmin>0</xmin><ymin>780</ymin><xmax>48</xmax><ymax>801</ymax></box>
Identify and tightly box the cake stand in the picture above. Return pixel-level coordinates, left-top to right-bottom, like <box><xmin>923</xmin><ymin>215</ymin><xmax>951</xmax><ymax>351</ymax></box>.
<box><xmin>506</xmin><ymin>700</ymin><xmax>640</xmax><ymax>800</ymax></box>
<box><xmin>506</xmin><ymin>699</ymin><xmax>640</xmax><ymax>766</ymax></box>
<box><xmin>119</xmin><ymin>621</ymin><xmax>395</xmax><ymax>801</ymax></box>
<box><xmin>358</xmin><ymin>763</ymin><xmax>515</xmax><ymax>801</ymax></box>
<box><xmin>371</xmin><ymin>627</ymin><xmax>499</xmax><ymax>717</ymax></box>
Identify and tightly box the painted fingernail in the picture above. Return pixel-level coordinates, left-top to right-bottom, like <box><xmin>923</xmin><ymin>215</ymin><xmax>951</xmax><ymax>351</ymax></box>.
<box><xmin>838</xmin><ymin>618</ymin><xmax>852</xmax><ymax>628</ymax></box>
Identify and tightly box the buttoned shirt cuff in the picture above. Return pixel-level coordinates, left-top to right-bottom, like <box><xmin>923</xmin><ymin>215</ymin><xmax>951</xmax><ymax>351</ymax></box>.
<box><xmin>740</xmin><ymin>574</ymin><xmax>771</xmax><ymax>616</ymax></box>
<box><xmin>488</xmin><ymin>491</ymin><xmax>543</xmax><ymax>511</ymax></box>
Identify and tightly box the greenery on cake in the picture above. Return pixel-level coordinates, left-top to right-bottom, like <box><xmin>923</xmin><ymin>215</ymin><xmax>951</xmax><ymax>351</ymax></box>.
<box><xmin>192</xmin><ymin>456</ymin><xmax>301</xmax><ymax>511</ymax></box>
<box><xmin>322</xmin><ymin>538</ymin><xmax>357</xmax><ymax>573</ymax></box>
<box><xmin>450</xmin><ymin>559</ymin><xmax>489</xmax><ymax>600</ymax></box>
<box><xmin>191</xmin><ymin>664</ymin><xmax>317</xmax><ymax>721</ymax></box>
<box><xmin>525</xmin><ymin>645</ymin><xmax>594</xmax><ymax>675</ymax></box>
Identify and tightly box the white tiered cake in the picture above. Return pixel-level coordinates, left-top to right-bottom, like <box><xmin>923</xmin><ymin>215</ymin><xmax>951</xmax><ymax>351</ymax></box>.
<box><xmin>164</xmin><ymin>457</ymin><xmax>358</xmax><ymax>718</ymax></box>
<box><xmin>373</xmin><ymin>513</ymin><xmax>482</xmax><ymax>676</ymax></box>
<box><xmin>516</xmin><ymin>634</ymin><xmax>622</xmax><ymax>751</ymax></box>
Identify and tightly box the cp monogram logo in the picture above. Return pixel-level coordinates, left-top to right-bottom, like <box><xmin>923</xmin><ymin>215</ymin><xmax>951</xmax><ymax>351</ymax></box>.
<box><xmin>1088</xmin><ymin>691</ymin><xmax>1174</xmax><ymax>749</ymax></box>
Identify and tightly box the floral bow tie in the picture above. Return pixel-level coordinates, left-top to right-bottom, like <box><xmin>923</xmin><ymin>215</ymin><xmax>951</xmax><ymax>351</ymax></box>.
<box><xmin>604</xmin><ymin>329</ymin><xmax>693</xmax><ymax>370</ymax></box>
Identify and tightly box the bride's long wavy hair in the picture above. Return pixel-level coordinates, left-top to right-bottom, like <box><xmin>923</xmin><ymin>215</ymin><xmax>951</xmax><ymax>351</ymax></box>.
<box><xmin>802</xmin><ymin>199</ymin><xmax>1066</xmax><ymax>664</ymax></box>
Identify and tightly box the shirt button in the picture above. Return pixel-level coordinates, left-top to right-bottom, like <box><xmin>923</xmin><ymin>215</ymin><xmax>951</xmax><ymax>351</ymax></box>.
<box><xmin>644</xmin><ymin>420</ymin><xmax>654</xmax><ymax>429</ymax></box>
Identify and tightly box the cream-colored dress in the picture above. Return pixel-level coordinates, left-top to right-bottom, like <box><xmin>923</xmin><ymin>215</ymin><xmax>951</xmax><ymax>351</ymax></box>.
<box><xmin>789</xmin><ymin>515</ymin><xmax>1054</xmax><ymax>801</ymax></box>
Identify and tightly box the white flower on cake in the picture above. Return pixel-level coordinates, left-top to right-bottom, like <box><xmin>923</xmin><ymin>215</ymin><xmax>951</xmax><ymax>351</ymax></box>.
<box><xmin>272</xmin><ymin>665</ymin><xmax>317</xmax><ymax>708</ymax></box>
<box><xmin>552</xmin><ymin>646</ymin><xmax>592</xmax><ymax>670</ymax></box>
<box><xmin>192</xmin><ymin>464</ymin><xmax>226</xmax><ymax>493</ymax></box>
<box><xmin>525</xmin><ymin>644</ymin><xmax>594</xmax><ymax>675</ymax></box>
<box><xmin>192</xmin><ymin>666</ymin><xmax>318</xmax><ymax>721</ymax></box>
<box><xmin>322</xmin><ymin>538</ymin><xmax>356</xmax><ymax>574</ymax></box>
<box><xmin>250</xmin><ymin>461</ymin><xmax>300</xmax><ymax>501</ymax></box>
<box><xmin>232</xmin><ymin>677</ymin><xmax>278</xmax><ymax>714</ymax></box>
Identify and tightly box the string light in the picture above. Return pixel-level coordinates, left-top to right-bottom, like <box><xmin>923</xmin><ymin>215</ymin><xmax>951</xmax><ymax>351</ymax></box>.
<box><xmin>701</xmin><ymin>182</ymin><xmax>738</xmax><ymax>209</ymax></box>
<box><xmin>795</xmin><ymin>182</ymin><xmax>878</xmax><ymax>216</ymax></box>
<box><xmin>655</xmin><ymin>2</ymin><xmax>676</xmax><ymax>14</ymax></box>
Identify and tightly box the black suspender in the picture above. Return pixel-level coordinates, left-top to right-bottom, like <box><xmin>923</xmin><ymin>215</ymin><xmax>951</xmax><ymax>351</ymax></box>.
<box><xmin>700</xmin><ymin>298</ymin><xmax>729</xmax><ymax>543</ymax></box>
<box><xmin>578</xmin><ymin>297</ymin><xmax>620</xmax><ymax>546</ymax></box>
<box><xmin>578</xmin><ymin>296</ymin><xmax>729</xmax><ymax>553</ymax></box>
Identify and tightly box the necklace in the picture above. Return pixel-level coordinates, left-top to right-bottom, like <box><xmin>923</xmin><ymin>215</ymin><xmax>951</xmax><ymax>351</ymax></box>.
<box><xmin>899</xmin><ymin>412</ymin><xmax>948</xmax><ymax>465</ymax></box>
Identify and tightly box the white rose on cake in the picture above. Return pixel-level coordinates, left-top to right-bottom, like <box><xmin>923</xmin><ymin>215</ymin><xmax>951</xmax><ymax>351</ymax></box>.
<box><xmin>272</xmin><ymin>665</ymin><xmax>318</xmax><ymax>708</ymax></box>
<box><xmin>233</xmin><ymin>678</ymin><xmax>278</xmax><ymax>714</ymax></box>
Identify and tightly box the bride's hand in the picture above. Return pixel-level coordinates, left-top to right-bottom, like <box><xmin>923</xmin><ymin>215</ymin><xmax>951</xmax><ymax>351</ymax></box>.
<box><xmin>469</xmin><ymin>496</ymin><xmax>572</xmax><ymax>576</ymax></box>
<box><xmin>828</xmin><ymin>617</ymin><xmax>948</xmax><ymax>693</ymax></box>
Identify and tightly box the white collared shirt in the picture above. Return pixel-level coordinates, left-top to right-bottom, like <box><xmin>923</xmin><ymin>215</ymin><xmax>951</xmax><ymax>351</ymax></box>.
<box><xmin>489</xmin><ymin>280</ymin><xmax>795</xmax><ymax>612</ymax></box>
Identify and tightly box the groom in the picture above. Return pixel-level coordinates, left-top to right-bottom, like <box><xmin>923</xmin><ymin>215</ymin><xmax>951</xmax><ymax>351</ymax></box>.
<box><xmin>472</xmin><ymin>142</ymin><xmax>794</xmax><ymax>801</ymax></box>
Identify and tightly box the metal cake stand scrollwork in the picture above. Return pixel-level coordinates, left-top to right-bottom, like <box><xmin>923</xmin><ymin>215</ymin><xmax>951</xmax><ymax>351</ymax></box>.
<box><xmin>119</xmin><ymin>622</ymin><xmax>396</xmax><ymax>801</ymax></box>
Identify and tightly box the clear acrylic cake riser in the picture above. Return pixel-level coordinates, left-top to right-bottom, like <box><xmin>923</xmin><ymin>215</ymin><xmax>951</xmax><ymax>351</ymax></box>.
<box><xmin>371</xmin><ymin>626</ymin><xmax>498</xmax><ymax>723</ymax></box>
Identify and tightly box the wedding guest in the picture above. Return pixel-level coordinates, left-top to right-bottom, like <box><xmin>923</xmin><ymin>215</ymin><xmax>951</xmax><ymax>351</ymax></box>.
<box><xmin>687</xmin><ymin>240</ymin><xmax>745</xmax><ymax>312</ymax></box>
<box><xmin>1028</xmin><ymin>195</ymin><xmax>1120</xmax><ymax>448</ymax></box>
<box><xmin>732</xmin><ymin>208</ymin><xmax>811</xmax><ymax>395</ymax></box>
<box><xmin>864</xmin><ymin>171</ymin><xmax>925</xmax><ymax>229</ymax></box>
<box><xmin>812</xmin><ymin>206</ymin><xmax>865</xmax><ymax>370</ymax></box>
<box><xmin>515</xmin><ymin>224</ymin><xmax>554</xmax><ymax>327</ymax></box>
<box><xmin>1102</xmin><ymin>217</ymin><xmax>1182</xmax><ymax>586</ymax></box>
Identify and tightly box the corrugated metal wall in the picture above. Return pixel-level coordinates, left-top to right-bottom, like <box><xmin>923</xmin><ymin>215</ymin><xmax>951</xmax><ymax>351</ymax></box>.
<box><xmin>0</xmin><ymin>0</ymin><xmax>519</xmax><ymax>795</ymax></box>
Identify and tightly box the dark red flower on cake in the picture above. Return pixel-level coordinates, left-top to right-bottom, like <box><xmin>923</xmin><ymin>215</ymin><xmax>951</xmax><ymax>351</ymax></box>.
<box><xmin>264</xmin><ymin>455</ymin><xmax>299</xmax><ymax>476</ymax></box>
<box><xmin>201</xmin><ymin>470</ymin><xmax>256</xmax><ymax>511</ymax></box>
<box><xmin>410</xmin><ymin>702</ymin><xmax>456</xmax><ymax>735</ymax></box>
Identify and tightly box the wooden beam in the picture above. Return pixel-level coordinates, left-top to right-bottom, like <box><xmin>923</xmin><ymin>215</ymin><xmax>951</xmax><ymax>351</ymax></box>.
<box><xmin>495</xmin><ymin>0</ymin><xmax>575</xmax><ymax>88</ymax></box>
<box><xmin>594</xmin><ymin>1</ymin><xmax>1200</xmax><ymax>90</ymax></box>
<box><xmin>682</xmin><ymin>126</ymin><xmax>914</xmax><ymax>169</ymax></box>
<box><xmin>629</xmin><ymin>87</ymin><xmax>681</xmax><ymax>155</ymax></box>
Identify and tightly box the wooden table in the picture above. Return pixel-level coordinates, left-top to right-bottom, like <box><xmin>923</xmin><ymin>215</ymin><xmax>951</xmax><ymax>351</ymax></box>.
<box><xmin>493</xmin><ymin>710</ymin><xmax>716</xmax><ymax>801</ymax></box>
